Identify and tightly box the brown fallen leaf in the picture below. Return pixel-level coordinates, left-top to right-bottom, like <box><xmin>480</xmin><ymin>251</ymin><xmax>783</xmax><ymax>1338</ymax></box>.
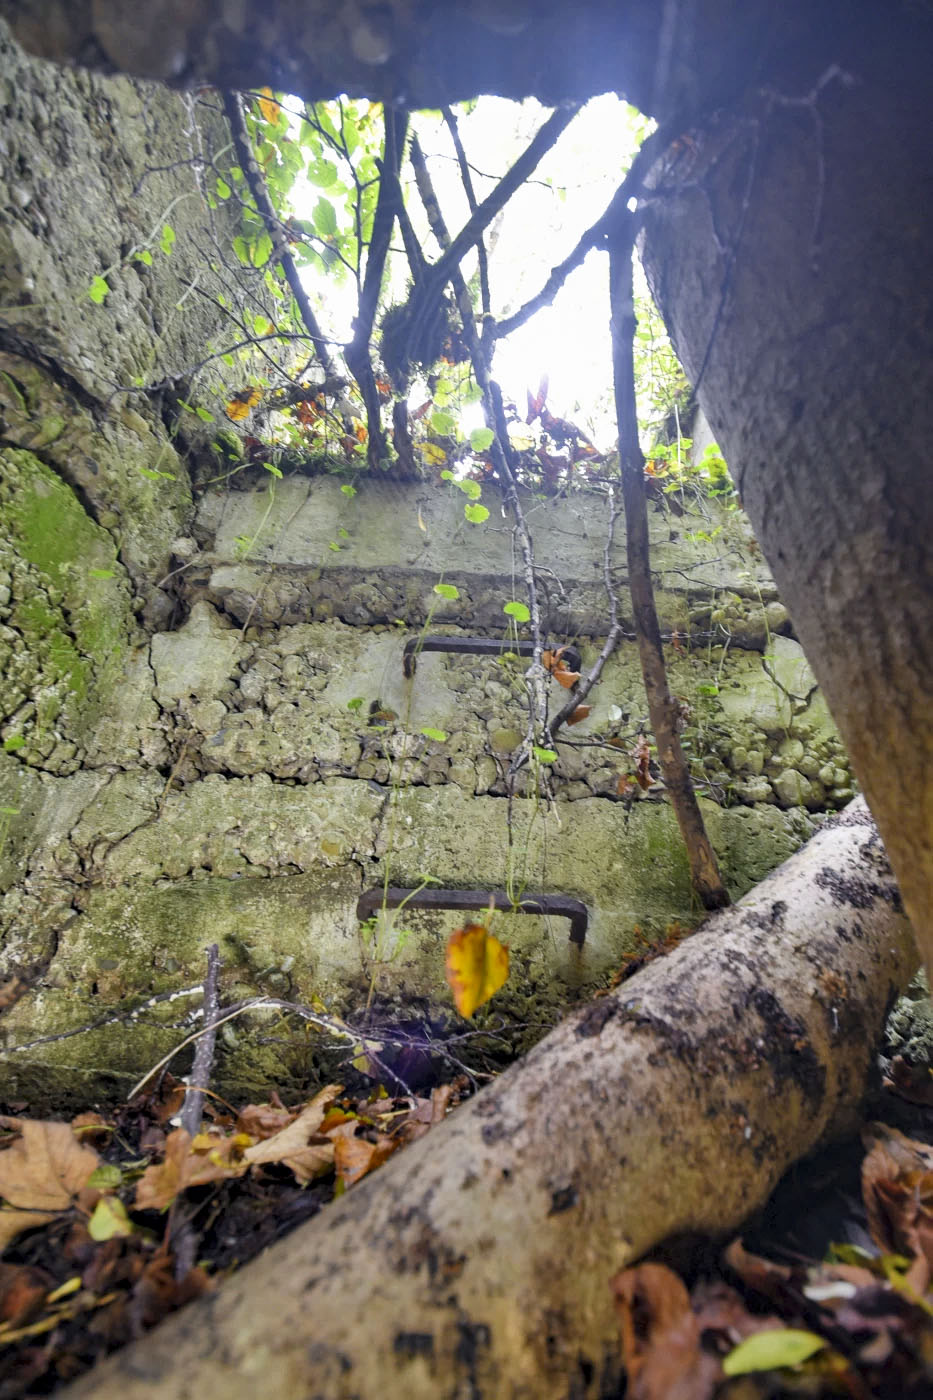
<box><xmin>134</xmin><ymin>1128</ymin><xmax>248</xmax><ymax>1211</ymax></box>
<box><xmin>243</xmin><ymin>1084</ymin><xmax>343</xmax><ymax>1184</ymax></box>
<box><xmin>0</xmin><ymin>1117</ymin><xmax>100</xmax><ymax>1252</ymax></box>
<box><xmin>611</xmin><ymin>1262</ymin><xmax>721</xmax><ymax>1400</ymax></box>
<box><xmin>0</xmin><ymin>1261</ymin><xmax>52</xmax><ymax>1326</ymax></box>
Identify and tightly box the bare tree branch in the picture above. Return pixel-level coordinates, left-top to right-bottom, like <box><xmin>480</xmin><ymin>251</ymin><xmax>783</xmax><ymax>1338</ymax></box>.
<box><xmin>609</xmin><ymin>238</ymin><xmax>729</xmax><ymax>910</ymax></box>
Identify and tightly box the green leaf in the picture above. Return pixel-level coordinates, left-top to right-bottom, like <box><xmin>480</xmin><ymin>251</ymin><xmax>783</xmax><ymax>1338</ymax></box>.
<box><xmin>341</xmin><ymin>483</ymin><xmax>357</xmax><ymax>497</ymax></box>
<box><xmin>533</xmin><ymin>747</ymin><xmax>558</xmax><ymax>764</ymax></box>
<box><xmin>440</xmin><ymin>469</ymin><xmax>455</xmax><ymax>482</ymax></box>
<box><xmin>232</xmin><ymin>235</ymin><xmax>251</xmax><ymax>266</ymax></box>
<box><xmin>138</xmin><ymin>467</ymin><xmax>176</xmax><ymax>481</ymax></box>
<box><xmin>504</xmin><ymin>601</ymin><xmax>531</xmax><ymax>623</ymax></box>
<box><xmin>3</xmin><ymin>735</ymin><xmax>25</xmax><ymax>752</ymax></box>
<box><xmin>429</xmin><ymin>410</ymin><xmax>456</xmax><ymax>437</ymax></box>
<box><xmin>215</xmin><ymin>177</ymin><xmax>231</xmax><ymax>199</ymax></box>
<box><xmin>313</xmin><ymin>197</ymin><xmax>338</xmax><ymax>238</ymax></box>
<box><xmin>329</xmin><ymin>540</ymin><xmax>341</xmax><ymax>551</ymax></box>
<box><xmin>263</xmin><ymin>462</ymin><xmax>283</xmax><ymax>478</ymax></box>
<box><xmin>159</xmin><ymin>223</ymin><xmax>176</xmax><ymax>256</ymax></box>
<box><xmin>133</xmin><ymin>249</ymin><xmax>153</xmax><ymax>266</ymax></box>
<box><xmin>338</xmin><ymin>527</ymin><xmax>349</xmax><ymax>538</ymax></box>
<box><xmin>308</xmin><ymin>158</ymin><xmax>338</xmax><ymax>188</ymax></box>
<box><xmin>433</xmin><ymin>583</ymin><xmax>459</xmax><ymax>600</ymax></box>
<box><xmin>88</xmin><ymin>568</ymin><xmax>115</xmax><ymax>580</ymax></box>
<box><xmin>457</xmin><ymin>478</ymin><xmax>482</xmax><ymax>500</ymax></box>
<box><xmin>86</xmin><ymin>1164</ymin><xmax>123</xmax><ymax>1190</ymax></box>
<box><xmin>347</xmin><ymin>697</ymin><xmax>364</xmax><ymax>712</ymax></box>
<box><xmin>464</xmin><ymin>503</ymin><xmax>489</xmax><ymax>525</ymax></box>
<box><xmin>722</xmin><ymin>1330</ymin><xmax>827</xmax><ymax>1377</ymax></box>
<box><xmin>252</xmin><ymin>232</ymin><xmax>273</xmax><ymax>268</ymax></box>
<box><xmin>470</xmin><ymin>427</ymin><xmax>494</xmax><ymax>452</ymax></box>
<box><xmin>421</xmin><ymin>728</ymin><xmax>447</xmax><ymax>743</ymax></box>
<box><xmin>88</xmin><ymin>275</ymin><xmax>110</xmax><ymax>304</ymax></box>
<box><xmin>696</xmin><ymin>683</ymin><xmax>720</xmax><ymax>696</ymax></box>
<box><xmin>195</xmin><ymin>405</ymin><xmax>215</xmax><ymax>422</ymax></box>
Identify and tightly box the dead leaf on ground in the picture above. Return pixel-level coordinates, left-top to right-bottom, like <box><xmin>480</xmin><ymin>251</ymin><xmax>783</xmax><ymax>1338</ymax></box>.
<box><xmin>611</xmin><ymin>1262</ymin><xmax>721</xmax><ymax>1400</ymax></box>
<box><xmin>0</xmin><ymin>1261</ymin><xmax>53</xmax><ymax>1326</ymax></box>
<box><xmin>243</xmin><ymin>1084</ymin><xmax>343</xmax><ymax>1184</ymax></box>
<box><xmin>134</xmin><ymin>1128</ymin><xmax>248</xmax><ymax>1211</ymax></box>
<box><xmin>333</xmin><ymin>1133</ymin><xmax>397</xmax><ymax>1190</ymax></box>
<box><xmin>0</xmin><ymin>1117</ymin><xmax>100</xmax><ymax>1252</ymax></box>
<box><xmin>445</xmin><ymin>924</ymin><xmax>509</xmax><ymax>1019</ymax></box>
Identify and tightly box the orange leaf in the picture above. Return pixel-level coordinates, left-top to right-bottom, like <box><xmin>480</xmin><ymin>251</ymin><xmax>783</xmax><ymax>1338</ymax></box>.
<box><xmin>566</xmin><ymin>704</ymin><xmax>591</xmax><ymax>725</ymax></box>
<box><xmin>633</xmin><ymin>734</ymin><xmax>654</xmax><ymax>789</ymax></box>
<box><xmin>296</xmin><ymin>398</ymin><xmax>322</xmax><ymax>426</ymax></box>
<box><xmin>256</xmin><ymin>87</ymin><xmax>281</xmax><ymax>125</ymax></box>
<box><xmin>553</xmin><ymin>666</ymin><xmax>581</xmax><ymax>689</ymax></box>
<box><xmin>225</xmin><ymin>386</ymin><xmax>261</xmax><ymax>422</ymax></box>
<box><xmin>445</xmin><ymin>924</ymin><xmax>509</xmax><ymax>1019</ymax></box>
<box><xmin>333</xmin><ymin>1133</ymin><xmax>396</xmax><ymax>1190</ymax></box>
<box><xmin>616</xmin><ymin>773</ymin><xmax>635</xmax><ymax>797</ymax></box>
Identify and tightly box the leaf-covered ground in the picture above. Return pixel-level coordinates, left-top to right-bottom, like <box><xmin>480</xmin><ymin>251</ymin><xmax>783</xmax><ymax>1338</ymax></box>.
<box><xmin>1</xmin><ymin>1062</ymin><xmax>933</xmax><ymax>1396</ymax></box>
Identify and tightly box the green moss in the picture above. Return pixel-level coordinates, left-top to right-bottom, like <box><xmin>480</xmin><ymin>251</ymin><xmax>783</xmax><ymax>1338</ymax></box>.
<box><xmin>0</xmin><ymin>449</ymin><xmax>136</xmax><ymax>754</ymax></box>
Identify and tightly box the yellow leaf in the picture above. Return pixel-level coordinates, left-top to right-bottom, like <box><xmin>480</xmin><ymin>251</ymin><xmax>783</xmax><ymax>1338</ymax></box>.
<box><xmin>445</xmin><ymin>924</ymin><xmax>509</xmax><ymax>1019</ymax></box>
<box><xmin>87</xmin><ymin>1195</ymin><xmax>135</xmax><ymax>1241</ymax></box>
<box><xmin>420</xmin><ymin>442</ymin><xmax>447</xmax><ymax>465</ymax></box>
<box><xmin>257</xmin><ymin>87</ymin><xmax>281</xmax><ymax>125</ymax></box>
<box><xmin>0</xmin><ymin>1116</ymin><xmax>100</xmax><ymax>1252</ymax></box>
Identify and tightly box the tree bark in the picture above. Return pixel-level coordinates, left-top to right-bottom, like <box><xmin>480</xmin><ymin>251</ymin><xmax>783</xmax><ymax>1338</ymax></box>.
<box><xmin>639</xmin><ymin>9</ymin><xmax>933</xmax><ymax>975</ymax></box>
<box><xmin>64</xmin><ymin>800</ymin><xmax>915</xmax><ymax>1400</ymax></box>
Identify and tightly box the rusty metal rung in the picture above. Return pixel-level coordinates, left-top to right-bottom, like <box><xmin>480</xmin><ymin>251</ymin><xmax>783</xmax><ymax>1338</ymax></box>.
<box><xmin>356</xmin><ymin>887</ymin><xmax>588</xmax><ymax>946</ymax></box>
<box><xmin>403</xmin><ymin>636</ymin><xmax>581</xmax><ymax>679</ymax></box>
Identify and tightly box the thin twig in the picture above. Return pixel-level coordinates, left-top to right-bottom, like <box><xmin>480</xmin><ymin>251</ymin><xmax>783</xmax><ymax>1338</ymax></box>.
<box><xmin>179</xmin><ymin>944</ymin><xmax>222</xmax><ymax>1137</ymax></box>
<box><xmin>609</xmin><ymin>239</ymin><xmax>729</xmax><ymax>910</ymax></box>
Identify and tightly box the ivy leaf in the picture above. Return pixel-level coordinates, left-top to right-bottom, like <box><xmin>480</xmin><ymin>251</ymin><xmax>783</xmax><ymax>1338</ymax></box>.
<box><xmin>533</xmin><ymin>747</ymin><xmax>558</xmax><ymax>764</ymax></box>
<box><xmin>87</xmin><ymin>275</ymin><xmax>110</xmax><ymax>304</ymax></box>
<box><xmin>470</xmin><ymin>427</ymin><xmax>494</xmax><ymax>452</ymax></box>
<box><xmin>445</xmin><ymin>924</ymin><xmax>509</xmax><ymax>1019</ymax></box>
<box><xmin>434</xmin><ymin>583</ymin><xmax>459</xmax><ymax>600</ymax></box>
<box><xmin>464</xmin><ymin>503</ymin><xmax>489</xmax><ymax>524</ymax></box>
<box><xmin>503</xmin><ymin>601</ymin><xmax>530</xmax><ymax>623</ymax></box>
<box><xmin>722</xmin><ymin>1330</ymin><xmax>827</xmax><ymax>1377</ymax></box>
<box><xmin>429</xmin><ymin>410</ymin><xmax>455</xmax><ymax>437</ymax></box>
<box><xmin>457</xmin><ymin>478</ymin><xmax>482</xmax><ymax>500</ymax></box>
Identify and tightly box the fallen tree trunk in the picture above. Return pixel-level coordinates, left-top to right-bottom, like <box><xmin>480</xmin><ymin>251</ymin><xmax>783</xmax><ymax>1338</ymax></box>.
<box><xmin>70</xmin><ymin>799</ymin><xmax>916</xmax><ymax>1400</ymax></box>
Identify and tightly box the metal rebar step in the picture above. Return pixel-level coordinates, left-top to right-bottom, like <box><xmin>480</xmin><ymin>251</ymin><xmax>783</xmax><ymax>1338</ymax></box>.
<box><xmin>356</xmin><ymin>886</ymin><xmax>588</xmax><ymax>946</ymax></box>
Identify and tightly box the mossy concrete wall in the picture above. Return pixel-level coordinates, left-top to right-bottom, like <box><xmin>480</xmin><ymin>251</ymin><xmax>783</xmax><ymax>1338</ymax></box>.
<box><xmin>0</xmin><ymin>21</ymin><xmax>855</xmax><ymax>1107</ymax></box>
<box><xmin>0</xmin><ymin>464</ymin><xmax>851</xmax><ymax>1106</ymax></box>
